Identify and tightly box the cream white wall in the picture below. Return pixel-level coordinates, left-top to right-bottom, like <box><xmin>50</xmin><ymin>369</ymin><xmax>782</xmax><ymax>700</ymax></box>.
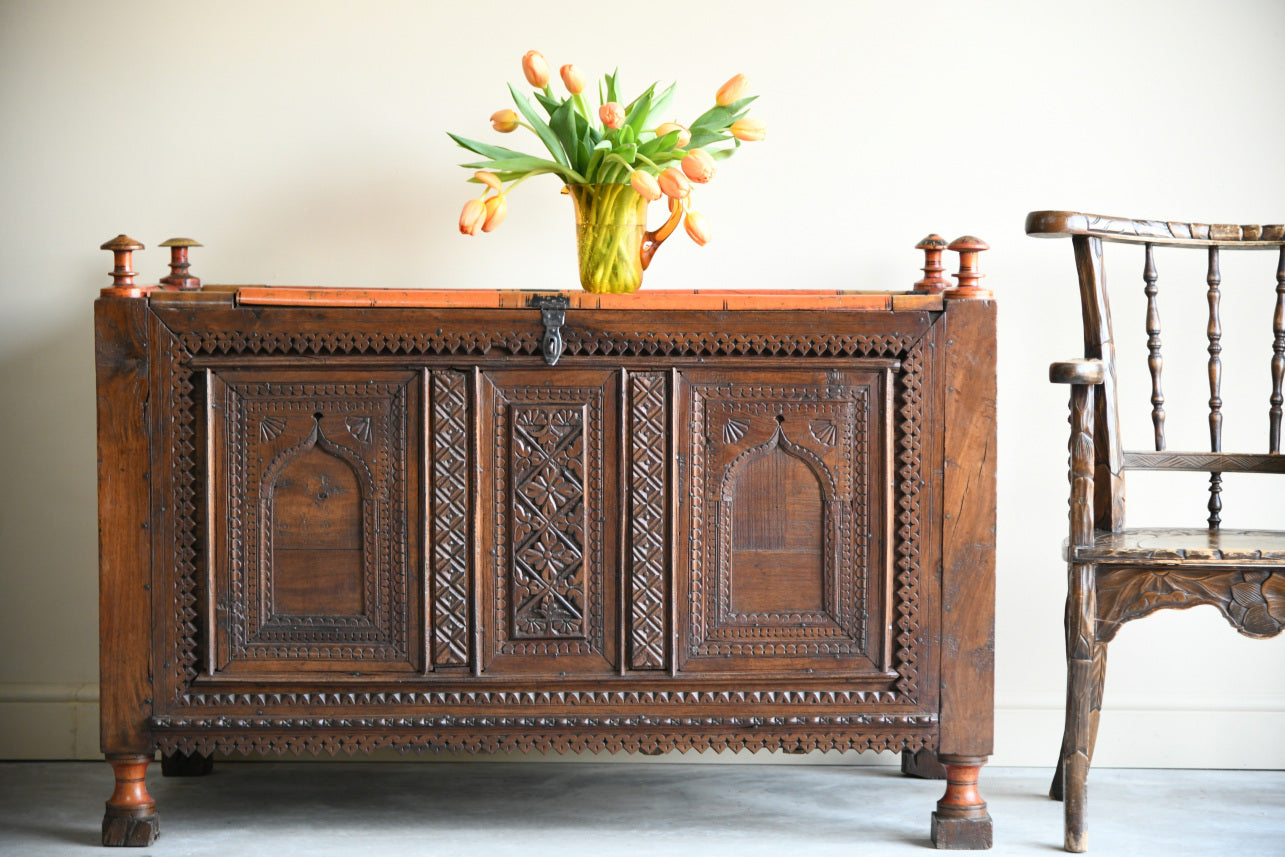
<box><xmin>2</xmin><ymin>0</ymin><xmax>1283</xmax><ymax>766</ymax></box>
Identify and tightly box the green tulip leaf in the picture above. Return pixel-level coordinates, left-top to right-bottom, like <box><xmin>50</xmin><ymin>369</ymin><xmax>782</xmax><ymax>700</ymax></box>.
<box><xmin>604</xmin><ymin>69</ymin><xmax>621</xmax><ymax>106</ymax></box>
<box><xmin>689</xmin><ymin>96</ymin><xmax>758</xmax><ymax>135</ymax></box>
<box><xmin>708</xmin><ymin>141</ymin><xmax>741</xmax><ymax>162</ymax></box>
<box><xmin>623</xmin><ymin>83</ymin><xmax>655</xmax><ymax>137</ymax></box>
<box><xmin>549</xmin><ymin>99</ymin><xmax>579</xmax><ymax>168</ymax></box>
<box><xmin>687</xmin><ymin>128</ymin><xmax>733</xmax><ymax>150</ymax></box>
<box><xmin>447</xmin><ymin>132</ymin><xmax>534</xmax><ymax>163</ymax></box>
<box><xmin>533</xmin><ymin>89</ymin><xmax>562</xmax><ymax>117</ymax></box>
<box><xmin>508</xmin><ymin>83</ymin><xmax>570</xmax><ymax>169</ymax></box>
<box><xmin>462</xmin><ymin>154</ymin><xmax>583</xmax><ymax>183</ymax></box>
<box><xmin>644</xmin><ymin>82</ymin><xmax>677</xmax><ymax>128</ymax></box>
<box><xmin>637</xmin><ymin>130</ymin><xmax>680</xmax><ymax>158</ymax></box>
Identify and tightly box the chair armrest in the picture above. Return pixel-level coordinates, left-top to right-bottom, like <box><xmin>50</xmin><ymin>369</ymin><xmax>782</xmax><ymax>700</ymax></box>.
<box><xmin>1050</xmin><ymin>359</ymin><xmax>1105</xmax><ymax>386</ymax></box>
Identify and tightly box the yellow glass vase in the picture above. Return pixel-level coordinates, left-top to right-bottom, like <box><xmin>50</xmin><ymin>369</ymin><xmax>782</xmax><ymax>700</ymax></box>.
<box><xmin>570</xmin><ymin>183</ymin><xmax>682</xmax><ymax>294</ymax></box>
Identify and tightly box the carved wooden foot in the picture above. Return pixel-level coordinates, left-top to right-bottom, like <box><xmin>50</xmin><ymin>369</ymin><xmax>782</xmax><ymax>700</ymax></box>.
<box><xmin>161</xmin><ymin>750</ymin><xmax>214</xmax><ymax>777</ymax></box>
<box><xmin>930</xmin><ymin>756</ymin><xmax>992</xmax><ymax>850</ymax></box>
<box><xmin>902</xmin><ymin>747</ymin><xmax>948</xmax><ymax>779</ymax></box>
<box><xmin>102</xmin><ymin>755</ymin><xmax>158</xmax><ymax>847</ymax></box>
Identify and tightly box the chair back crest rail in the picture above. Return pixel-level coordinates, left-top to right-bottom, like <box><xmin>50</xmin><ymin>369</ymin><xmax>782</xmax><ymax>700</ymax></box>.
<box><xmin>1027</xmin><ymin>210</ymin><xmax>1285</xmax><ymax>532</ymax></box>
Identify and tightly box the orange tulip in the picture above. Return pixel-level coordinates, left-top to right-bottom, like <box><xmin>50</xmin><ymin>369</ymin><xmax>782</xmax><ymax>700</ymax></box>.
<box><xmin>630</xmin><ymin>170</ymin><xmax>662</xmax><ymax>202</ymax></box>
<box><xmin>730</xmin><ymin>117</ymin><xmax>766</xmax><ymax>142</ymax></box>
<box><xmin>657</xmin><ymin>167</ymin><xmax>691</xmax><ymax>200</ymax></box>
<box><xmin>684</xmin><ymin>211</ymin><xmax>711</xmax><ymax>246</ymax></box>
<box><xmin>490</xmin><ymin>109</ymin><xmax>519</xmax><ymax>133</ymax></box>
<box><xmin>599</xmin><ymin>101</ymin><xmax>625</xmax><ymax>129</ymax></box>
<box><xmin>559</xmin><ymin>64</ymin><xmax>585</xmax><ymax>95</ymax></box>
<box><xmin>474</xmin><ymin>170</ymin><xmax>502</xmax><ymax>192</ymax></box>
<box><xmin>680</xmin><ymin>148</ymin><xmax>716</xmax><ymax>184</ymax></box>
<box><xmin>459</xmin><ymin>197</ymin><xmax>487</xmax><ymax>236</ymax></box>
<box><xmin>716</xmin><ymin>74</ymin><xmax>748</xmax><ymax>106</ymax></box>
<box><xmin>655</xmin><ymin>122</ymin><xmax>690</xmax><ymax>147</ymax></box>
<box><xmin>482</xmin><ymin>195</ymin><xmax>507</xmax><ymax>232</ymax></box>
<box><xmin>522</xmin><ymin>50</ymin><xmax>549</xmax><ymax>88</ymax></box>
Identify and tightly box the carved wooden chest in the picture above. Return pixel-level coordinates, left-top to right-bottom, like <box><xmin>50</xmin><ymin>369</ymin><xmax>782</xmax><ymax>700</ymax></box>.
<box><xmin>95</xmin><ymin>240</ymin><xmax>996</xmax><ymax>848</ymax></box>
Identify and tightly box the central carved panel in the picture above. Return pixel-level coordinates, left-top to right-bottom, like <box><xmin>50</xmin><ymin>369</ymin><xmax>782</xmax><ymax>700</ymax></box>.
<box><xmin>482</xmin><ymin>370</ymin><xmax>618</xmax><ymax>674</ymax></box>
<box><xmin>510</xmin><ymin>405</ymin><xmax>589</xmax><ymax>638</ymax></box>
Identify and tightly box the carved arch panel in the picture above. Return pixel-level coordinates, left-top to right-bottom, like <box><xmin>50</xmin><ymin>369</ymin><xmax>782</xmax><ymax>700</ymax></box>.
<box><xmin>678</xmin><ymin>367</ymin><xmax>895</xmax><ymax>677</ymax></box>
<box><xmin>210</xmin><ymin>370</ymin><xmax>422</xmax><ymax>674</ymax></box>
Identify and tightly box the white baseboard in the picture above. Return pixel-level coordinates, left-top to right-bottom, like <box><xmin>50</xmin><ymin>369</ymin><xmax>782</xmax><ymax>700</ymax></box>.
<box><xmin>2</xmin><ymin>683</ymin><xmax>1281</xmax><ymax>767</ymax></box>
<box><xmin>0</xmin><ymin>683</ymin><xmax>100</xmax><ymax>760</ymax></box>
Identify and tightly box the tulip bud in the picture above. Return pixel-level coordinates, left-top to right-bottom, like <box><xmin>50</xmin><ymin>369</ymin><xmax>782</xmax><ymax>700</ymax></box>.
<box><xmin>459</xmin><ymin>197</ymin><xmax>487</xmax><ymax>236</ymax></box>
<box><xmin>481</xmin><ymin>195</ymin><xmax>507</xmax><ymax>232</ymax></box>
<box><xmin>522</xmin><ymin>50</ymin><xmax>550</xmax><ymax>88</ymax></box>
<box><xmin>657</xmin><ymin>167</ymin><xmax>691</xmax><ymax>200</ymax></box>
<box><xmin>490</xmin><ymin>109</ymin><xmax>519</xmax><ymax>133</ymax></box>
<box><xmin>599</xmin><ymin>101</ymin><xmax>625</xmax><ymax>129</ymax></box>
<box><xmin>684</xmin><ymin>211</ymin><xmax>711</xmax><ymax>246</ymax></box>
<box><xmin>474</xmin><ymin>170</ymin><xmax>502</xmax><ymax>192</ymax></box>
<box><xmin>630</xmin><ymin>170</ymin><xmax>662</xmax><ymax>202</ymax></box>
<box><xmin>729</xmin><ymin>117</ymin><xmax>766</xmax><ymax>142</ymax></box>
<box><xmin>716</xmin><ymin>74</ymin><xmax>748</xmax><ymax>107</ymax></box>
<box><xmin>680</xmin><ymin>148</ymin><xmax>716</xmax><ymax>184</ymax></box>
<box><xmin>560</xmin><ymin>64</ymin><xmax>585</xmax><ymax>95</ymax></box>
<box><xmin>655</xmin><ymin>122</ymin><xmax>690</xmax><ymax>148</ymax></box>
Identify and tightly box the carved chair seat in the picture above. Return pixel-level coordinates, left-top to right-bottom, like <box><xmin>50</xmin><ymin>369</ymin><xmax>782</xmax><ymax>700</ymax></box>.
<box><xmin>1069</xmin><ymin>527</ymin><xmax>1285</xmax><ymax>565</ymax></box>
<box><xmin>1027</xmin><ymin>210</ymin><xmax>1285</xmax><ymax>852</ymax></box>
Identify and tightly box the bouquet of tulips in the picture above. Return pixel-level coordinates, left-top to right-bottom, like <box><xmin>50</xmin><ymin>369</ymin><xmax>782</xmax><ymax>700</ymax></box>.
<box><xmin>450</xmin><ymin>50</ymin><xmax>765</xmax><ymax>254</ymax></box>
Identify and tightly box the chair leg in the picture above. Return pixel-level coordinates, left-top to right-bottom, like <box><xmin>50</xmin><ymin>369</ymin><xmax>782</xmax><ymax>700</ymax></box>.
<box><xmin>1051</xmin><ymin>639</ymin><xmax>1108</xmax><ymax>803</ymax></box>
<box><xmin>1062</xmin><ymin>562</ymin><xmax>1097</xmax><ymax>852</ymax></box>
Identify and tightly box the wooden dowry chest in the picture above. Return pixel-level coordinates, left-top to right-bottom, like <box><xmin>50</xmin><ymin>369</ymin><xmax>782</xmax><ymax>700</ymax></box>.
<box><xmin>95</xmin><ymin>235</ymin><xmax>997</xmax><ymax>848</ymax></box>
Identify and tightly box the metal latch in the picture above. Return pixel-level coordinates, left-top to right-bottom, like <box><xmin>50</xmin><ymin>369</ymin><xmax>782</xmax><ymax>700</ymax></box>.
<box><xmin>526</xmin><ymin>293</ymin><xmax>570</xmax><ymax>366</ymax></box>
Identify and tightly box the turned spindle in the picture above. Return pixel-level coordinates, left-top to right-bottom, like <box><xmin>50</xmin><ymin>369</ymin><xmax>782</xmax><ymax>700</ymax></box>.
<box><xmin>914</xmin><ymin>234</ymin><xmax>951</xmax><ymax>293</ymax></box>
<box><xmin>945</xmin><ymin>235</ymin><xmax>992</xmax><ymax>300</ymax></box>
<box><xmin>99</xmin><ymin>235</ymin><xmax>152</xmax><ymax>298</ymax></box>
<box><xmin>159</xmin><ymin>238</ymin><xmax>203</xmax><ymax>291</ymax></box>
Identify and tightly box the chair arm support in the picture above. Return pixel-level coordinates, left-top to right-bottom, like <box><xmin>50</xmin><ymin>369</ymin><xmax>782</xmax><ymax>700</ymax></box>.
<box><xmin>1050</xmin><ymin>359</ymin><xmax>1105</xmax><ymax>386</ymax></box>
<box><xmin>1064</xmin><ymin>378</ymin><xmax>1098</xmax><ymax>547</ymax></box>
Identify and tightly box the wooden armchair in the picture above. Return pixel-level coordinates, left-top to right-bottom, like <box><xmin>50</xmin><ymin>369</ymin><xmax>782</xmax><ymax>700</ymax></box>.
<box><xmin>1026</xmin><ymin>211</ymin><xmax>1285</xmax><ymax>852</ymax></box>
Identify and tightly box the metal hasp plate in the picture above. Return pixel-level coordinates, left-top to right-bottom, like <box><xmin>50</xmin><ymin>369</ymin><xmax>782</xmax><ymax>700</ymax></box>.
<box><xmin>527</xmin><ymin>293</ymin><xmax>570</xmax><ymax>366</ymax></box>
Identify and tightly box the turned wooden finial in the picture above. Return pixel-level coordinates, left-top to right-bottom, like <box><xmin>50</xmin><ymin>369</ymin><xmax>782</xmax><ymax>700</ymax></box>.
<box><xmin>914</xmin><ymin>233</ymin><xmax>951</xmax><ymax>293</ymax></box>
<box><xmin>945</xmin><ymin>235</ymin><xmax>992</xmax><ymax>300</ymax></box>
<box><xmin>99</xmin><ymin>235</ymin><xmax>152</xmax><ymax>298</ymax></box>
<box><xmin>159</xmin><ymin>238</ymin><xmax>203</xmax><ymax>290</ymax></box>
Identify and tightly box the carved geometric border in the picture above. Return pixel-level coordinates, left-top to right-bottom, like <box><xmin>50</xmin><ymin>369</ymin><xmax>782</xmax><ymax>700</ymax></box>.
<box><xmin>175</xmin><ymin>687</ymin><xmax>914</xmax><ymax>708</ymax></box>
<box><xmin>164</xmin><ymin>326</ymin><xmax>201</xmax><ymax>704</ymax></box>
<box><xmin>178</xmin><ymin>328</ymin><xmax>919</xmax><ymax>361</ymax></box>
<box><xmin>153</xmin><ymin>714</ymin><xmax>937</xmax><ymax>757</ymax></box>
<box><xmin>431</xmin><ymin>370</ymin><xmax>470</xmax><ymax>667</ymax></box>
<box><xmin>628</xmin><ymin>372</ymin><xmax>668</xmax><ymax>670</ymax></box>
<box><xmin>562</xmin><ymin>330</ymin><xmax>919</xmax><ymax>360</ymax></box>
<box><xmin>893</xmin><ymin>341</ymin><xmax>927</xmax><ymax>700</ymax></box>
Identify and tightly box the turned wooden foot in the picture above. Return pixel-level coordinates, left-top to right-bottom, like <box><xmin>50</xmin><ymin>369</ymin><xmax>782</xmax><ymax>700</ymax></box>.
<box><xmin>161</xmin><ymin>750</ymin><xmax>214</xmax><ymax>777</ymax></box>
<box><xmin>902</xmin><ymin>747</ymin><xmax>948</xmax><ymax>779</ymax></box>
<box><xmin>102</xmin><ymin>755</ymin><xmax>158</xmax><ymax>847</ymax></box>
<box><xmin>930</xmin><ymin>756</ymin><xmax>992</xmax><ymax>850</ymax></box>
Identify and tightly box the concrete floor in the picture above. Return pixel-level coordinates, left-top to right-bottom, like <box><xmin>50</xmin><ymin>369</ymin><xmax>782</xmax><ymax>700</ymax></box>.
<box><xmin>1</xmin><ymin>762</ymin><xmax>1281</xmax><ymax>856</ymax></box>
